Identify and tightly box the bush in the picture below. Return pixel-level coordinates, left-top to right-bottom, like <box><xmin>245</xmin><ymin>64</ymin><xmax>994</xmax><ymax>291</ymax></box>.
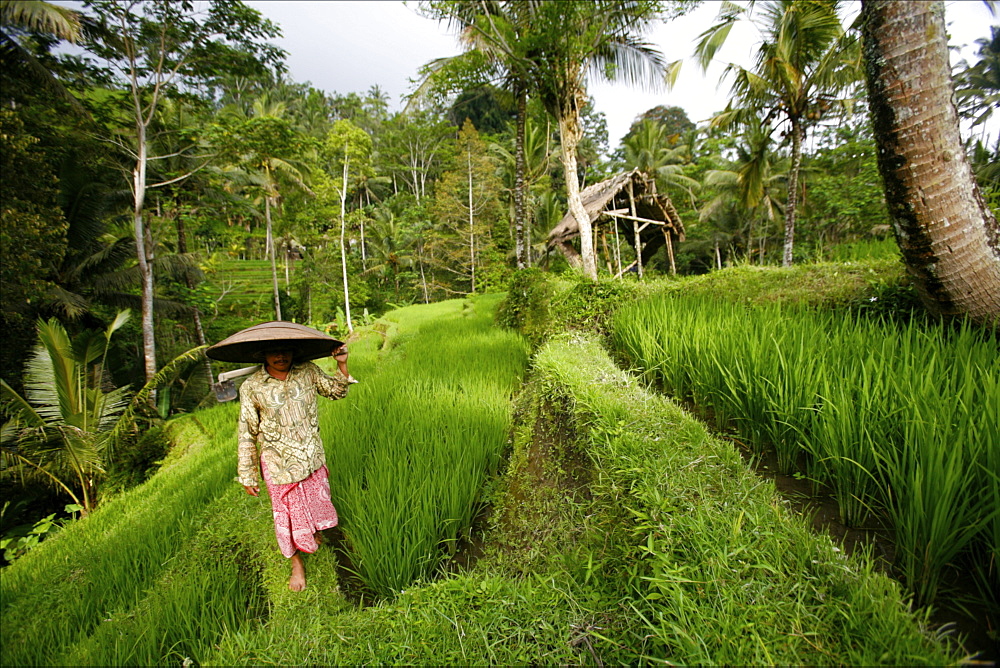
<box><xmin>548</xmin><ymin>277</ymin><xmax>642</xmax><ymax>339</ymax></box>
<box><xmin>494</xmin><ymin>268</ymin><xmax>552</xmax><ymax>346</ymax></box>
<box><xmin>103</xmin><ymin>426</ymin><xmax>173</xmax><ymax>496</ymax></box>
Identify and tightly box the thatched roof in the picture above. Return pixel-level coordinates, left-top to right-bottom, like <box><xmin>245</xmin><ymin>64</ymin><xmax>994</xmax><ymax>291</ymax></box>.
<box><xmin>547</xmin><ymin>169</ymin><xmax>685</xmax><ymax>247</ymax></box>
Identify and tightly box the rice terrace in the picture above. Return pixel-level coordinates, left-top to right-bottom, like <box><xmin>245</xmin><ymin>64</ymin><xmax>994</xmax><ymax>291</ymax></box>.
<box><xmin>1</xmin><ymin>0</ymin><xmax>998</xmax><ymax>666</ymax></box>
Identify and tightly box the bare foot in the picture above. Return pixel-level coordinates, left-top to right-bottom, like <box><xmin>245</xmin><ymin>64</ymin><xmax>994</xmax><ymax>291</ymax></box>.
<box><xmin>289</xmin><ymin>553</ymin><xmax>306</xmax><ymax>592</ymax></box>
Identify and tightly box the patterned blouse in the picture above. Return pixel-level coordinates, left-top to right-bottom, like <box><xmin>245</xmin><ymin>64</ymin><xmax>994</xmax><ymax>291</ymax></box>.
<box><xmin>237</xmin><ymin>362</ymin><xmax>350</xmax><ymax>486</ymax></box>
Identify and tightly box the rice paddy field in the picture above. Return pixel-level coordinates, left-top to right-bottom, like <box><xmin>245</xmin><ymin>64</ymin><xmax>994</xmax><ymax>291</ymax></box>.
<box><xmin>611</xmin><ymin>294</ymin><xmax>999</xmax><ymax>612</ymax></box>
<box><xmin>0</xmin><ymin>294</ymin><xmax>529</xmax><ymax>665</ymax></box>
<box><xmin>0</xmin><ymin>271</ymin><xmax>984</xmax><ymax>665</ymax></box>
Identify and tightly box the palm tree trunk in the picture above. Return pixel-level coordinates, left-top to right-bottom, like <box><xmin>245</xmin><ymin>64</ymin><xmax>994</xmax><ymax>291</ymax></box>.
<box><xmin>514</xmin><ymin>88</ymin><xmax>528</xmax><ymax>269</ymax></box>
<box><xmin>265</xmin><ymin>194</ymin><xmax>282</xmax><ymax>321</ymax></box>
<box><xmin>559</xmin><ymin>112</ymin><xmax>597</xmax><ymax>280</ymax></box>
<box><xmin>861</xmin><ymin>0</ymin><xmax>1000</xmax><ymax>325</ymax></box>
<box><xmin>783</xmin><ymin>118</ymin><xmax>803</xmax><ymax>267</ymax></box>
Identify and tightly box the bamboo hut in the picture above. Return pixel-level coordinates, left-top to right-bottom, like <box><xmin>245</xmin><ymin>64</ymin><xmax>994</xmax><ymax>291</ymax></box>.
<box><xmin>547</xmin><ymin>169</ymin><xmax>685</xmax><ymax>276</ymax></box>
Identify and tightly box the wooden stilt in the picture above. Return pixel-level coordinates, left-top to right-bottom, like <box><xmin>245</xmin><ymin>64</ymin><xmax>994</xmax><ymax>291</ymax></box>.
<box><xmin>600</xmin><ymin>230</ymin><xmax>612</xmax><ymax>275</ymax></box>
<box><xmin>664</xmin><ymin>227</ymin><xmax>676</xmax><ymax>275</ymax></box>
<box><xmin>628</xmin><ymin>181</ymin><xmax>642</xmax><ymax>279</ymax></box>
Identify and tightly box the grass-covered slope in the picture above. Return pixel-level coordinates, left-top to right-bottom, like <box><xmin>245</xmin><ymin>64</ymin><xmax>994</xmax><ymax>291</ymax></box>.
<box><xmin>0</xmin><ymin>266</ymin><xmax>962</xmax><ymax>665</ymax></box>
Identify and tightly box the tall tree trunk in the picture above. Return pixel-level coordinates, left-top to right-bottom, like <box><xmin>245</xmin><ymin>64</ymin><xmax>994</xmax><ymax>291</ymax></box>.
<box><xmin>862</xmin><ymin>0</ymin><xmax>1000</xmax><ymax>325</ymax></box>
<box><xmin>360</xmin><ymin>219</ymin><xmax>367</xmax><ymax>270</ymax></box>
<box><xmin>133</xmin><ymin>122</ymin><xmax>157</xmax><ymax>401</ymax></box>
<box><xmin>559</xmin><ymin>111</ymin><xmax>597</xmax><ymax>280</ymax></box>
<box><xmin>419</xmin><ymin>246</ymin><xmax>429</xmax><ymax>304</ymax></box>
<box><xmin>340</xmin><ymin>145</ymin><xmax>353</xmax><ymax>332</ymax></box>
<box><xmin>514</xmin><ymin>88</ymin><xmax>528</xmax><ymax>269</ymax></box>
<box><xmin>284</xmin><ymin>241</ymin><xmax>290</xmax><ymax>292</ymax></box>
<box><xmin>468</xmin><ymin>144</ymin><xmax>476</xmax><ymax>293</ymax></box>
<box><xmin>783</xmin><ymin>118</ymin><xmax>803</xmax><ymax>267</ymax></box>
<box><xmin>265</xmin><ymin>193</ymin><xmax>282</xmax><ymax>321</ymax></box>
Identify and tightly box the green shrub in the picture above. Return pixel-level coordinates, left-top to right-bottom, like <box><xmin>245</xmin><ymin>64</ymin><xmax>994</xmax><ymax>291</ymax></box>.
<box><xmin>495</xmin><ymin>268</ymin><xmax>552</xmax><ymax>346</ymax></box>
<box><xmin>548</xmin><ymin>278</ymin><xmax>642</xmax><ymax>339</ymax></box>
<box><xmin>103</xmin><ymin>425</ymin><xmax>173</xmax><ymax>496</ymax></box>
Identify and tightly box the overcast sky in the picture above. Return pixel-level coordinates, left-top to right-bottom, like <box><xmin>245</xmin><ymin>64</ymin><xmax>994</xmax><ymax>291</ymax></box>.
<box><xmin>246</xmin><ymin>0</ymin><xmax>996</xmax><ymax>148</ymax></box>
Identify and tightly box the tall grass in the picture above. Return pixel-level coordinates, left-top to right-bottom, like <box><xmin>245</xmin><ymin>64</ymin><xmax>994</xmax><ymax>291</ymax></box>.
<box><xmin>612</xmin><ymin>294</ymin><xmax>999</xmax><ymax>606</ymax></box>
<box><xmin>0</xmin><ymin>404</ymin><xmax>246</xmax><ymax>666</ymax></box>
<box><xmin>323</xmin><ymin>295</ymin><xmax>529</xmax><ymax>597</ymax></box>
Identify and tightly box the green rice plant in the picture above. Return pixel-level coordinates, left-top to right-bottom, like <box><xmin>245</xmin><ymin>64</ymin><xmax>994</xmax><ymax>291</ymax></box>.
<box><xmin>0</xmin><ymin>402</ymin><xmax>240</xmax><ymax>666</ymax></box>
<box><xmin>973</xmin><ymin>395</ymin><xmax>1000</xmax><ymax>606</ymax></box>
<box><xmin>531</xmin><ymin>333</ymin><xmax>960</xmax><ymax>666</ymax></box>
<box><xmin>612</xmin><ymin>292</ymin><xmax>1000</xmax><ymax>609</ymax></box>
<box><xmin>803</xmin><ymin>364</ymin><xmax>893</xmax><ymax>526</ymax></box>
<box><xmin>322</xmin><ymin>296</ymin><xmax>529</xmax><ymax>597</ymax></box>
<box><xmin>875</xmin><ymin>324</ymin><xmax>997</xmax><ymax>605</ymax></box>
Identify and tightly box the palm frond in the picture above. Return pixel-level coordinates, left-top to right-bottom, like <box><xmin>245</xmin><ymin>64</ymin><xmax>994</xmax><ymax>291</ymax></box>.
<box><xmin>106</xmin><ymin>345</ymin><xmax>207</xmax><ymax>455</ymax></box>
<box><xmin>0</xmin><ymin>380</ymin><xmax>46</xmax><ymax>430</ymax></box>
<box><xmin>27</xmin><ymin>320</ymin><xmax>77</xmax><ymax>424</ymax></box>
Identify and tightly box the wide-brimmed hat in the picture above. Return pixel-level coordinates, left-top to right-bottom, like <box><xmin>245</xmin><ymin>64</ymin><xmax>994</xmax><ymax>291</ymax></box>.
<box><xmin>206</xmin><ymin>321</ymin><xmax>343</xmax><ymax>364</ymax></box>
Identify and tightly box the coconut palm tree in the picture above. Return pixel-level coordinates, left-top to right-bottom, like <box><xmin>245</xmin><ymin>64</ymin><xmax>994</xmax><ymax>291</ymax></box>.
<box><xmin>212</xmin><ymin>108</ymin><xmax>313</xmax><ymax>321</ymax></box>
<box><xmin>701</xmin><ymin>122</ymin><xmax>789</xmax><ymax>264</ymax></box>
<box><xmin>0</xmin><ymin>1</ymin><xmax>81</xmax><ymax>39</ymax></box>
<box><xmin>419</xmin><ymin>0</ymin><xmax>538</xmax><ymax>269</ymax></box>
<box><xmin>955</xmin><ymin>25</ymin><xmax>1000</xmax><ymax>135</ymax></box>
<box><xmin>695</xmin><ymin>0</ymin><xmax>862</xmax><ymax>266</ymax></box>
<box><xmin>0</xmin><ymin>0</ymin><xmax>89</xmax><ymax>112</ymax></box>
<box><xmin>861</xmin><ymin>0</ymin><xmax>1000</xmax><ymax>325</ymax></box>
<box><xmin>621</xmin><ymin>118</ymin><xmax>701</xmax><ymax>201</ymax></box>
<box><xmin>364</xmin><ymin>203</ymin><xmax>417</xmax><ymax>302</ymax></box>
<box><xmin>491</xmin><ymin>115</ymin><xmax>557</xmax><ymax>264</ymax></box>
<box><xmin>524</xmin><ymin>0</ymin><xmax>670</xmax><ymax>279</ymax></box>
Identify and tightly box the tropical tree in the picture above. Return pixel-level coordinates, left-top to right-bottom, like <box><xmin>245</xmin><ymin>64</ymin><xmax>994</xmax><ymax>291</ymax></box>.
<box><xmin>79</xmin><ymin>0</ymin><xmax>284</xmax><ymax>391</ymax></box>
<box><xmin>0</xmin><ymin>0</ymin><xmax>85</xmax><ymax>110</ymax></box>
<box><xmin>211</xmin><ymin>113</ymin><xmax>312</xmax><ymax>321</ymax></box>
<box><xmin>365</xmin><ymin>203</ymin><xmax>418</xmax><ymax>302</ymax></box>
<box><xmin>860</xmin><ymin>0</ymin><xmax>1000</xmax><ymax>325</ymax></box>
<box><xmin>430</xmin><ymin>120</ymin><xmax>505</xmax><ymax>294</ymax></box>
<box><xmin>377</xmin><ymin>111</ymin><xmax>454</xmax><ymax>203</ymax></box>
<box><xmin>954</xmin><ymin>25</ymin><xmax>1000</xmax><ymax>135</ymax></box>
<box><xmin>621</xmin><ymin>104</ymin><xmax>696</xmax><ymax>144</ymax></box>
<box><xmin>701</xmin><ymin>122</ymin><xmax>789</xmax><ymax>264</ymax></box>
<box><xmin>491</xmin><ymin>115</ymin><xmax>557</xmax><ymax>265</ymax></box>
<box><xmin>620</xmin><ymin>118</ymin><xmax>701</xmax><ymax>199</ymax></box>
<box><xmin>421</xmin><ymin>0</ymin><xmax>539</xmax><ymax>269</ymax></box>
<box><xmin>695</xmin><ymin>0</ymin><xmax>863</xmax><ymax>266</ymax></box>
<box><xmin>525</xmin><ymin>0</ymin><xmax>677</xmax><ymax>279</ymax></box>
<box><xmin>323</xmin><ymin>119</ymin><xmax>373</xmax><ymax>332</ymax></box>
<box><xmin>0</xmin><ymin>313</ymin><xmax>130</xmax><ymax>514</ymax></box>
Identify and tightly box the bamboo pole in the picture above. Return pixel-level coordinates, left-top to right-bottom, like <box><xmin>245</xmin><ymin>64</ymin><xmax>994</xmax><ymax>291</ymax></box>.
<box><xmin>628</xmin><ymin>180</ymin><xmax>642</xmax><ymax>279</ymax></box>
<box><xmin>664</xmin><ymin>227</ymin><xmax>676</xmax><ymax>275</ymax></box>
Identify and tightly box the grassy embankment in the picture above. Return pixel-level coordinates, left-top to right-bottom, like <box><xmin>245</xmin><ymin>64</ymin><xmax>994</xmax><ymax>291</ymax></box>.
<box><xmin>0</xmin><ymin>259</ymin><xmax>965</xmax><ymax>664</ymax></box>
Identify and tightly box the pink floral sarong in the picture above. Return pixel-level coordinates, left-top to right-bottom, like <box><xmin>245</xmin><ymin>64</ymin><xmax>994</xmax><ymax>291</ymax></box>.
<box><xmin>261</xmin><ymin>460</ymin><xmax>339</xmax><ymax>558</ymax></box>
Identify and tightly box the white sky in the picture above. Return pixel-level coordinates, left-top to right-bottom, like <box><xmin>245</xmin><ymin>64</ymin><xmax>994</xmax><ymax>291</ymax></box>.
<box><xmin>243</xmin><ymin>1</ymin><xmax>997</xmax><ymax>147</ymax></box>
